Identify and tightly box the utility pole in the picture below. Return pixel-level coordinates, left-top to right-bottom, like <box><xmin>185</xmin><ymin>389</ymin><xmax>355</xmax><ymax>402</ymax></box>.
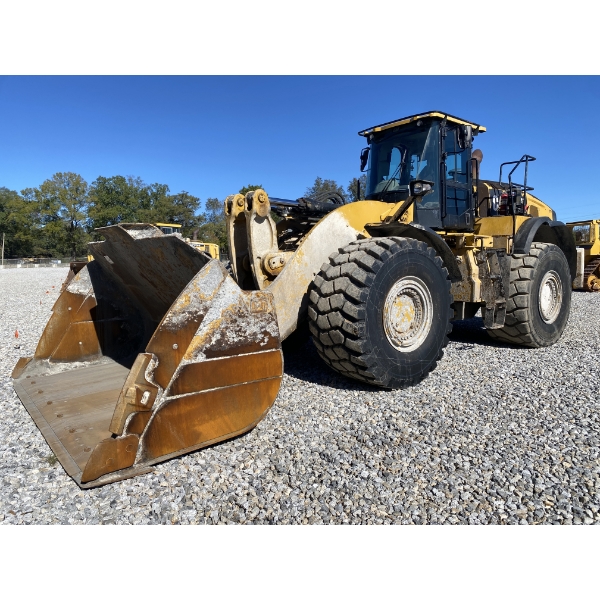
<box><xmin>1</xmin><ymin>233</ymin><xmax>4</xmax><ymax>267</ymax></box>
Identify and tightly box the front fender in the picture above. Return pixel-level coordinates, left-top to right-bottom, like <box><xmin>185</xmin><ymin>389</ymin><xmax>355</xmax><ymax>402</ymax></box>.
<box><xmin>364</xmin><ymin>222</ymin><xmax>462</xmax><ymax>282</ymax></box>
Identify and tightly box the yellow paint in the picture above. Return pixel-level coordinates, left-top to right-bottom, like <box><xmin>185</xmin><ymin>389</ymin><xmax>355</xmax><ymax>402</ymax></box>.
<box><xmin>359</xmin><ymin>111</ymin><xmax>486</xmax><ymax>137</ymax></box>
<box><xmin>400</xmin><ymin>204</ymin><xmax>414</xmax><ymax>223</ymax></box>
<box><xmin>568</xmin><ymin>220</ymin><xmax>600</xmax><ymax>252</ymax></box>
<box><xmin>390</xmin><ymin>297</ymin><xmax>416</xmax><ymax>332</ymax></box>
<box><xmin>475</xmin><ymin>216</ymin><xmax>531</xmax><ymax>237</ymax></box>
<box><xmin>567</xmin><ymin>219</ymin><xmax>600</xmax><ymax>265</ymax></box>
<box><xmin>525</xmin><ymin>193</ymin><xmax>553</xmax><ymax>219</ymax></box>
<box><xmin>188</xmin><ymin>242</ymin><xmax>220</xmax><ymax>260</ymax></box>
<box><xmin>335</xmin><ymin>200</ymin><xmax>392</xmax><ymax>233</ymax></box>
<box><xmin>451</xmin><ymin>249</ymin><xmax>481</xmax><ymax>303</ymax></box>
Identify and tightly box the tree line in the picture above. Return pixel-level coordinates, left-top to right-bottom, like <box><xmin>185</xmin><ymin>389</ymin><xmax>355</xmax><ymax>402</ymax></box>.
<box><xmin>0</xmin><ymin>172</ymin><xmax>366</xmax><ymax>259</ymax></box>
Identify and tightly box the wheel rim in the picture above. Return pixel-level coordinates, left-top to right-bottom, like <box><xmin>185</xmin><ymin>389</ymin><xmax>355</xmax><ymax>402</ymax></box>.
<box><xmin>538</xmin><ymin>270</ymin><xmax>563</xmax><ymax>324</ymax></box>
<box><xmin>383</xmin><ymin>276</ymin><xmax>433</xmax><ymax>352</ymax></box>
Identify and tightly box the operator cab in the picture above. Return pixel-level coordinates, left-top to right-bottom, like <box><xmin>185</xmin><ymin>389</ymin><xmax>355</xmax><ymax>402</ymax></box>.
<box><xmin>156</xmin><ymin>223</ymin><xmax>182</xmax><ymax>236</ymax></box>
<box><xmin>358</xmin><ymin>111</ymin><xmax>486</xmax><ymax>232</ymax></box>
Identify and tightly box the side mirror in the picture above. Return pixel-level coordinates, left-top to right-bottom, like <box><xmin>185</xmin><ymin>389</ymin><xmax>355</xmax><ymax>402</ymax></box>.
<box><xmin>360</xmin><ymin>147</ymin><xmax>370</xmax><ymax>172</ymax></box>
<box><xmin>410</xmin><ymin>179</ymin><xmax>434</xmax><ymax>197</ymax></box>
<box><xmin>458</xmin><ymin>125</ymin><xmax>473</xmax><ymax>149</ymax></box>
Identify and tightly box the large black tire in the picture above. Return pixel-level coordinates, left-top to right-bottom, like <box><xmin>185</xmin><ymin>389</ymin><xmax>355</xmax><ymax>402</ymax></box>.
<box><xmin>307</xmin><ymin>237</ymin><xmax>453</xmax><ymax>389</ymax></box>
<box><xmin>487</xmin><ymin>242</ymin><xmax>571</xmax><ymax>347</ymax></box>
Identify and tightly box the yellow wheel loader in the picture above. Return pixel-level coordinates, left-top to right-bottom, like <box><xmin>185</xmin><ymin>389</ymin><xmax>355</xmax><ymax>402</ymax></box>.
<box><xmin>186</xmin><ymin>241</ymin><xmax>220</xmax><ymax>260</ymax></box>
<box><xmin>567</xmin><ymin>219</ymin><xmax>600</xmax><ymax>291</ymax></box>
<box><xmin>12</xmin><ymin>111</ymin><xmax>576</xmax><ymax>487</ymax></box>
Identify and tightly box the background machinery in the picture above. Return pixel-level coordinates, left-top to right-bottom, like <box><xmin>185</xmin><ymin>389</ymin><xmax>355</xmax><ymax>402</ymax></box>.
<box><xmin>186</xmin><ymin>240</ymin><xmax>220</xmax><ymax>260</ymax></box>
<box><xmin>156</xmin><ymin>224</ymin><xmax>220</xmax><ymax>260</ymax></box>
<box><xmin>567</xmin><ymin>219</ymin><xmax>600</xmax><ymax>291</ymax></box>
<box><xmin>13</xmin><ymin>111</ymin><xmax>576</xmax><ymax>487</ymax></box>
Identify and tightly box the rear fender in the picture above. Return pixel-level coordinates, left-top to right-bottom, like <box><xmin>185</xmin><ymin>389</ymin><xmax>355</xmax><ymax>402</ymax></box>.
<box><xmin>514</xmin><ymin>218</ymin><xmax>577</xmax><ymax>280</ymax></box>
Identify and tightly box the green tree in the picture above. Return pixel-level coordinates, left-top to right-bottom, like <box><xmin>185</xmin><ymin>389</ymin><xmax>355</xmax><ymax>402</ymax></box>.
<box><xmin>239</xmin><ymin>184</ymin><xmax>264</xmax><ymax>195</ymax></box>
<box><xmin>158</xmin><ymin>191</ymin><xmax>203</xmax><ymax>238</ymax></box>
<box><xmin>28</xmin><ymin>172</ymin><xmax>90</xmax><ymax>258</ymax></box>
<box><xmin>137</xmin><ymin>184</ymin><xmax>202</xmax><ymax>239</ymax></box>
<box><xmin>88</xmin><ymin>175</ymin><xmax>141</xmax><ymax>230</ymax></box>
<box><xmin>346</xmin><ymin>174</ymin><xmax>367</xmax><ymax>202</ymax></box>
<box><xmin>88</xmin><ymin>177</ymin><xmax>202</xmax><ymax>238</ymax></box>
<box><xmin>3</xmin><ymin>174</ymin><xmax>211</xmax><ymax>258</ymax></box>
<box><xmin>196</xmin><ymin>197</ymin><xmax>227</xmax><ymax>248</ymax></box>
<box><xmin>1</xmin><ymin>187</ymin><xmax>43</xmax><ymax>257</ymax></box>
<box><xmin>136</xmin><ymin>182</ymin><xmax>171</xmax><ymax>224</ymax></box>
<box><xmin>305</xmin><ymin>177</ymin><xmax>347</xmax><ymax>202</ymax></box>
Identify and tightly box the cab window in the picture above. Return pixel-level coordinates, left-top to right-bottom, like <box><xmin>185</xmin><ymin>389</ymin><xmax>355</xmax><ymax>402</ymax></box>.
<box><xmin>573</xmin><ymin>224</ymin><xmax>591</xmax><ymax>244</ymax></box>
<box><xmin>444</xmin><ymin>129</ymin><xmax>469</xmax><ymax>184</ymax></box>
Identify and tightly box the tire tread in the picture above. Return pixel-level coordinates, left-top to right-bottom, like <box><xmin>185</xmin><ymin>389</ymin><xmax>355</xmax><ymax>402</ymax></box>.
<box><xmin>308</xmin><ymin>236</ymin><xmax>452</xmax><ymax>388</ymax></box>
<box><xmin>487</xmin><ymin>242</ymin><xmax>569</xmax><ymax>348</ymax></box>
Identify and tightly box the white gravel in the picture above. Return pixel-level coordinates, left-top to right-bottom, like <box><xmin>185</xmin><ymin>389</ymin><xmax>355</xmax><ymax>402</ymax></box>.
<box><xmin>1</xmin><ymin>267</ymin><xmax>599</xmax><ymax>524</ymax></box>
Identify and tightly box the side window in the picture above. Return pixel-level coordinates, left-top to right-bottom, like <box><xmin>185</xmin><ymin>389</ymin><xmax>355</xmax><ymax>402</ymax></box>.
<box><xmin>410</xmin><ymin>154</ymin><xmax>431</xmax><ymax>180</ymax></box>
<box><xmin>444</xmin><ymin>129</ymin><xmax>469</xmax><ymax>184</ymax></box>
<box><xmin>573</xmin><ymin>224</ymin><xmax>591</xmax><ymax>244</ymax></box>
<box><xmin>410</xmin><ymin>154</ymin><xmax>417</xmax><ymax>179</ymax></box>
<box><xmin>446</xmin><ymin>152</ymin><xmax>462</xmax><ymax>179</ymax></box>
<box><xmin>386</xmin><ymin>147</ymin><xmax>401</xmax><ymax>180</ymax></box>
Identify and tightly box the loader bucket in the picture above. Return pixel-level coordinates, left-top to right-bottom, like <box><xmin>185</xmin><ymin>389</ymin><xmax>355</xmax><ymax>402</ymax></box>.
<box><xmin>60</xmin><ymin>260</ymin><xmax>88</xmax><ymax>292</ymax></box>
<box><xmin>12</xmin><ymin>224</ymin><xmax>283</xmax><ymax>488</ymax></box>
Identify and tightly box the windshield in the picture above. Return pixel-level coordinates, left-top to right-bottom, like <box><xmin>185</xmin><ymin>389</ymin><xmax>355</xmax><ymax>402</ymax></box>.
<box><xmin>365</xmin><ymin>121</ymin><xmax>440</xmax><ymax>200</ymax></box>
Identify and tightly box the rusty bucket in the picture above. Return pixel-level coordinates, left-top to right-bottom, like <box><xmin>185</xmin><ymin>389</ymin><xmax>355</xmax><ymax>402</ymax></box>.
<box><xmin>12</xmin><ymin>224</ymin><xmax>283</xmax><ymax>487</ymax></box>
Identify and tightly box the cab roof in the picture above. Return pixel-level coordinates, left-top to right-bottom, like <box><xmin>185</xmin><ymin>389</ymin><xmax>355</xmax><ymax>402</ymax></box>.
<box><xmin>358</xmin><ymin>111</ymin><xmax>486</xmax><ymax>137</ymax></box>
<box><xmin>155</xmin><ymin>222</ymin><xmax>182</xmax><ymax>228</ymax></box>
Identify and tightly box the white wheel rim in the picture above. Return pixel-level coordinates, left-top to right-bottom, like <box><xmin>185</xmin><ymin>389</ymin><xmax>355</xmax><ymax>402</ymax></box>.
<box><xmin>383</xmin><ymin>276</ymin><xmax>433</xmax><ymax>352</ymax></box>
<box><xmin>538</xmin><ymin>270</ymin><xmax>563</xmax><ymax>324</ymax></box>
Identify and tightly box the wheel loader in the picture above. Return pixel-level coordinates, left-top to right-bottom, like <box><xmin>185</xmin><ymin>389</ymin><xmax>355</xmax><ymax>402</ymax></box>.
<box><xmin>12</xmin><ymin>111</ymin><xmax>576</xmax><ymax>488</ymax></box>
<box><xmin>186</xmin><ymin>240</ymin><xmax>220</xmax><ymax>260</ymax></box>
<box><xmin>566</xmin><ymin>219</ymin><xmax>600</xmax><ymax>291</ymax></box>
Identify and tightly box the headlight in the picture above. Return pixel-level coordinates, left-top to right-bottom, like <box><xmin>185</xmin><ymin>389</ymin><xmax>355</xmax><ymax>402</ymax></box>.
<box><xmin>410</xmin><ymin>180</ymin><xmax>433</xmax><ymax>196</ymax></box>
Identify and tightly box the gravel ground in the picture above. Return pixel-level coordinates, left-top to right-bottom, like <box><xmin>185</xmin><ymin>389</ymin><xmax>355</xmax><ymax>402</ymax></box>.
<box><xmin>1</xmin><ymin>267</ymin><xmax>599</xmax><ymax>525</ymax></box>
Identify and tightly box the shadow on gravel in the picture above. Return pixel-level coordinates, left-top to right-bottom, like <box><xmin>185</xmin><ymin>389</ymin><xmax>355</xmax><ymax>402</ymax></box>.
<box><xmin>448</xmin><ymin>316</ymin><xmax>496</xmax><ymax>347</ymax></box>
<box><xmin>283</xmin><ymin>316</ymin><xmax>530</xmax><ymax>390</ymax></box>
<box><xmin>448</xmin><ymin>316</ymin><xmax>529</xmax><ymax>350</ymax></box>
<box><xmin>150</xmin><ymin>317</ymin><xmax>537</xmax><ymax>473</ymax></box>
<box><xmin>282</xmin><ymin>340</ymin><xmax>376</xmax><ymax>393</ymax></box>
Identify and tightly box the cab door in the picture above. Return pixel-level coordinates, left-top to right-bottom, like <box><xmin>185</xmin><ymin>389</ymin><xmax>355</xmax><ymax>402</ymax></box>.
<box><xmin>442</xmin><ymin>126</ymin><xmax>474</xmax><ymax>231</ymax></box>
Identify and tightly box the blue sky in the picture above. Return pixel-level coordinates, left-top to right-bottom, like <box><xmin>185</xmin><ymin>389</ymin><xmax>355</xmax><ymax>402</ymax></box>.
<box><xmin>1</xmin><ymin>76</ymin><xmax>599</xmax><ymax>222</ymax></box>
